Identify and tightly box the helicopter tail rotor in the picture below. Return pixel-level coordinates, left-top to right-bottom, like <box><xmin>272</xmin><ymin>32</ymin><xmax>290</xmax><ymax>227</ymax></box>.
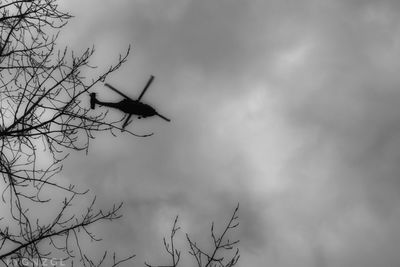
<box><xmin>90</xmin><ymin>93</ymin><xmax>97</xmax><ymax>109</ymax></box>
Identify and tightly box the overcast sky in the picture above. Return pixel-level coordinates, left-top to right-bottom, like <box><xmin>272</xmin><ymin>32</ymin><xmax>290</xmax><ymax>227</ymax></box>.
<box><xmin>56</xmin><ymin>1</ymin><xmax>400</xmax><ymax>266</ymax></box>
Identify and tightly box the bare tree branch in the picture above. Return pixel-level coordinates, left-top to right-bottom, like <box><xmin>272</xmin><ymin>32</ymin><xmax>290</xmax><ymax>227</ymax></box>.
<box><xmin>0</xmin><ymin>0</ymin><xmax>138</xmax><ymax>265</ymax></box>
<box><xmin>146</xmin><ymin>205</ymin><xmax>240</xmax><ymax>267</ymax></box>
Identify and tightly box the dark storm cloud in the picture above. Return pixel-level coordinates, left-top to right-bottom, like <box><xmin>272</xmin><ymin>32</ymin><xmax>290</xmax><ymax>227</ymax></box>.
<box><xmin>57</xmin><ymin>0</ymin><xmax>400</xmax><ymax>266</ymax></box>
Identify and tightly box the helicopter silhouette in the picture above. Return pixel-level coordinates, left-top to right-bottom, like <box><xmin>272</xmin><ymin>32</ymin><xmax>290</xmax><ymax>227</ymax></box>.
<box><xmin>90</xmin><ymin>75</ymin><xmax>170</xmax><ymax>129</ymax></box>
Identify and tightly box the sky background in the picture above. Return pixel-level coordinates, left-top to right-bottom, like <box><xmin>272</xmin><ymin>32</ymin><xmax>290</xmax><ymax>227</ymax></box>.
<box><xmin>54</xmin><ymin>0</ymin><xmax>400</xmax><ymax>266</ymax></box>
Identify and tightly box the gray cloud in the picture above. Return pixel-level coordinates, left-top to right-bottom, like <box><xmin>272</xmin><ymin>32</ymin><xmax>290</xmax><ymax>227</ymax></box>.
<box><xmin>56</xmin><ymin>0</ymin><xmax>400</xmax><ymax>266</ymax></box>
<box><xmin>267</xmin><ymin>1</ymin><xmax>400</xmax><ymax>266</ymax></box>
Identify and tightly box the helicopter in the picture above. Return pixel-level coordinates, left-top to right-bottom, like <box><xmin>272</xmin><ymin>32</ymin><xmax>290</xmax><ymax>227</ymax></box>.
<box><xmin>90</xmin><ymin>75</ymin><xmax>170</xmax><ymax>129</ymax></box>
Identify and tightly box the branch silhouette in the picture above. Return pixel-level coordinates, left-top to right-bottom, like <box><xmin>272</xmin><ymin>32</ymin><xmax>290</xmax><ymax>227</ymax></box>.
<box><xmin>0</xmin><ymin>0</ymin><xmax>136</xmax><ymax>265</ymax></box>
<box><xmin>145</xmin><ymin>204</ymin><xmax>240</xmax><ymax>267</ymax></box>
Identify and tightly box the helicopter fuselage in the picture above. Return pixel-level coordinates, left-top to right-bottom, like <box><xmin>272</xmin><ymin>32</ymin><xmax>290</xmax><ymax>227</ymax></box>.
<box><xmin>97</xmin><ymin>98</ymin><xmax>157</xmax><ymax>118</ymax></box>
<box><xmin>116</xmin><ymin>99</ymin><xmax>156</xmax><ymax>118</ymax></box>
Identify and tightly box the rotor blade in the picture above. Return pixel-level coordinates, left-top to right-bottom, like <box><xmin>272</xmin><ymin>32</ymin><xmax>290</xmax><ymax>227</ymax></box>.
<box><xmin>104</xmin><ymin>83</ymin><xmax>134</xmax><ymax>101</ymax></box>
<box><xmin>122</xmin><ymin>114</ymin><xmax>133</xmax><ymax>130</ymax></box>
<box><xmin>137</xmin><ymin>75</ymin><xmax>154</xmax><ymax>101</ymax></box>
<box><xmin>156</xmin><ymin>113</ymin><xmax>171</xmax><ymax>122</ymax></box>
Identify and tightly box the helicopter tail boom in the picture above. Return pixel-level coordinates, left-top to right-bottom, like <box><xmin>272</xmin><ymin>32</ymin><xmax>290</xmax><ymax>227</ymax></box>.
<box><xmin>90</xmin><ymin>93</ymin><xmax>97</xmax><ymax>109</ymax></box>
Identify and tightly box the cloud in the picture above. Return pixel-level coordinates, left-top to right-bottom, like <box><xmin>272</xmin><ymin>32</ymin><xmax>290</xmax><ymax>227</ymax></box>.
<box><xmin>262</xmin><ymin>1</ymin><xmax>400</xmax><ymax>266</ymax></box>
<box><xmin>54</xmin><ymin>0</ymin><xmax>400</xmax><ymax>266</ymax></box>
